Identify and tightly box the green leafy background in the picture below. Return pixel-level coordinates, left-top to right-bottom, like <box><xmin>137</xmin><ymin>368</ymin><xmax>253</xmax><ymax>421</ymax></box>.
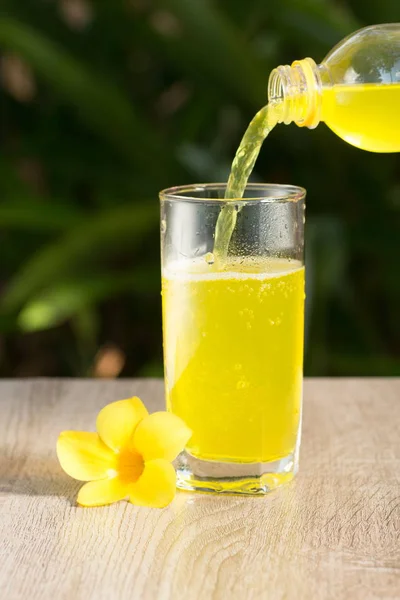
<box><xmin>0</xmin><ymin>0</ymin><xmax>399</xmax><ymax>377</ymax></box>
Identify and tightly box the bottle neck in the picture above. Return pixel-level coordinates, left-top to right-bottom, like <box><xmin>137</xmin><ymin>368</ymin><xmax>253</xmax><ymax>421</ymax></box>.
<box><xmin>268</xmin><ymin>58</ymin><xmax>331</xmax><ymax>129</ymax></box>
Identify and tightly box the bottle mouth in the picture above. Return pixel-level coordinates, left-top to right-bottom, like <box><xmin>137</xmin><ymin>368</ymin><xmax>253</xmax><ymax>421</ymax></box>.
<box><xmin>268</xmin><ymin>65</ymin><xmax>294</xmax><ymax>125</ymax></box>
<box><xmin>268</xmin><ymin>58</ymin><xmax>322</xmax><ymax>129</ymax></box>
<box><xmin>268</xmin><ymin>67</ymin><xmax>285</xmax><ymax>104</ymax></box>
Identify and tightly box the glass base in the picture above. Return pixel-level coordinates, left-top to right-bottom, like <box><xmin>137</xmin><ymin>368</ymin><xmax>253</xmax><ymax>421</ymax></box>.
<box><xmin>175</xmin><ymin>449</ymin><xmax>298</xmax><ymax>495</ymax></box>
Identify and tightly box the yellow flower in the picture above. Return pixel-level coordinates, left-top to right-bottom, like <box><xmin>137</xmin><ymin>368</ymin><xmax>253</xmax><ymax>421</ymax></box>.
<box><xmin>57</xmin><ymin>397</ymin><xmax>191</xmax><ymax>508</ymax></box>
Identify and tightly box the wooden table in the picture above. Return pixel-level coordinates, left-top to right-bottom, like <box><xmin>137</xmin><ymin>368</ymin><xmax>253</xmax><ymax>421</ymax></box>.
<box><xmin>0</xmin><ymin>379</ymin><xmax>399</xmax><ymax>599</ymax></box>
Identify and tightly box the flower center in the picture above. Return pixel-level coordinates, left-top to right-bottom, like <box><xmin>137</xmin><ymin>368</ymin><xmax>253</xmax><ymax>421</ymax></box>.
<box><xmin>117</xmin><ymin>449</ymin><xmax>144</xmax><ymax>483</ymax></box>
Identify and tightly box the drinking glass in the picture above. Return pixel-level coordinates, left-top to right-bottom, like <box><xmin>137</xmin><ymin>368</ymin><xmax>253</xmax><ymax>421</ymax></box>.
<box><xmin>160</xmin><ymin>183</ymin><xmax>305</xmax><ymax>494</ymax></box>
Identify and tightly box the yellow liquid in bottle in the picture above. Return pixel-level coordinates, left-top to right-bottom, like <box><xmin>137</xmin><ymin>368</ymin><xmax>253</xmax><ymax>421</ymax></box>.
<box><xmin>321</xmin><ymin>83</ymin><xmax>400</xmax><ymax>152</ymax></box>
<box><xmin>162</xmin><ymin>258</ymin><xmax>305</xmax><ymax>463</ymax></box>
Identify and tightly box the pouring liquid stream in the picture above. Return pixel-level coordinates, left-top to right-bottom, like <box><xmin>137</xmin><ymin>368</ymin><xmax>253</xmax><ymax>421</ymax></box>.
<box><xmin>213</xmin><ymin>103</ymin><xmax>280</xmax><ymax>262</ymax></box>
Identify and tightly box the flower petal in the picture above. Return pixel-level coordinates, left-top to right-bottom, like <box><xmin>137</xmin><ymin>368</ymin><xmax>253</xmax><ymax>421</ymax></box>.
<box><xmin>96</xmin><ymin>397</ymin><xmax>148</xmax><ymax>451</ymax></box>
<box><xmin>129</xmin><ymin>459</ymin><xmax>176</xmax><ymax>508</ymax></box>
<box><xmin>133</xmin><ymin>412</ymin><xmax>192</xmax><ymax>462</ymax></box>
<box><xmin>57</xmin><ymin>431</ymin><xmax>116</xmax><ymax>481</ymax></box>
<box><xmin>77</xmin><ymin>476</ymin><xmax>129</xmax><ymax>507</ymax></box>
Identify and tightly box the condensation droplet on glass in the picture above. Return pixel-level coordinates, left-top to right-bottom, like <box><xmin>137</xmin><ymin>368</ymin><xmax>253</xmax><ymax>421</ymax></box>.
<box><xmin>161</xmin><ymin>219</ymin><xmax>167</xmax><ymax>234</ymax></box>
<box><xmin>205</xmin><ymin>252</ymin><xmax>214</xmax><ymax>265</ymax></box>
<box><xmin>234</xmin><ymin>363</ymin><xmax>242</xmax><ymax>371</ymax></box>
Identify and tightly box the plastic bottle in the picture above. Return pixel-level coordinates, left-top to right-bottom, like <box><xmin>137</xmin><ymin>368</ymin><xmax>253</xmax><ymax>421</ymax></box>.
<box><xmin>268</xmin><ymin>23</ymin><xmax>400</xmax><ymax>152</ymax></box>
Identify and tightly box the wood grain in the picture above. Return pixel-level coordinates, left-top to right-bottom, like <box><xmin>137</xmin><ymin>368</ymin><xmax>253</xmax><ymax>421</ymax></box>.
<box><xmin>0</xmin><ymin>378</ymin><xmax>399</xmax><ymax>600</ymax></box>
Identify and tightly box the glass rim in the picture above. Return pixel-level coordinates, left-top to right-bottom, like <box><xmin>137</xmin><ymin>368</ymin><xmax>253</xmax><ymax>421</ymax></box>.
<box><xmin>159</xmin><ymin>183</ymin><xmax>306</xmax><ymax>204</ymax></box>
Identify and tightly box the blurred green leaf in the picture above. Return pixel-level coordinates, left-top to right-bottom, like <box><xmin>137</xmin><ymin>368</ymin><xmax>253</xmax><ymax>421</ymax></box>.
<box><xmin>348</xmin><ymin>0</ymin><xmax>399</xmax><ymax>23</ymax></box>
<box><xmin>1</xmin><ymin>203</ymin><xmax>158</xmax><ymax>311</ymax></box>
<box><xmin>306</xmin><ymin>216</ymin><xmax>348</xmax><ymax>297</ymax></box>
<box><xmin>71</xmin><ymin>306</ymin><xmax>100</xmax><ymax>376</ymax></box>
<box><xmin>0</xmin><ymin>17</ymin><xmax>163</xmax><ymax>168</ymax></box>
<box><xmin>277</xmin><ymin>0</ymin><xmax>360</xmax><ymax>52</ymax></box>
<box><xmin>331</xmin><ymin>353</ymin><xmax>400</xmax><ymax>376</ymax></box>
<box><xmin>18</xmin><ymin>268</ymin><xmax>159</xmax><ymax>332</ymax></box>
<box><xmin>154</xmin><ymin>0</ymin><xmax>268</xmax><ymax>108</ymax></box>
<box><xmin>138</xmin><ymin>360</ymin><xmax>164</xmax><ymax>377</ymax></box>
<box><xmin>0</xmin><ymin>159</ymin><xmax>83</xmax><ymax>227</ymax></box>
<box><xmin>0</xmin><ymin>160</ymin><xmax>83</xmax><ymax>231</ymax></box>
<box><xmin>0</xmin><ymin>203</ymin><xmax>83</xmax><ymax>231</ymax></box>
<box><xmin>305</xmin><ymin>216</ymin><xmax>348</xmax><ymax>373</ymax></box>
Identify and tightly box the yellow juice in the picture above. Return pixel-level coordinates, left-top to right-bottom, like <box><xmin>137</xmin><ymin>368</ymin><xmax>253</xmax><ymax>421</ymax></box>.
<box><xmin>162</xmin><ymin>258</ymin><xmax>305</xmax><ymax>463</ymax></box>
<box><xmin>321</xmin><ymin>83</ymin><xmax>400</xmax><ymax>152</ymax></box>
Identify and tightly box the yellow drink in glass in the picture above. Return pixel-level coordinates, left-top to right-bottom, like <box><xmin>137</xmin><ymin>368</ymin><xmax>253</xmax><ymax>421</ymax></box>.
<box><xmin>162</xmin><ymin>258</ymin><xmax>304</xmax><ymax>463</ymax></box>
<box><xmin>160</xmin><ymin>183</ymin><xmax>306</xmax><ymax>494</ymax></box>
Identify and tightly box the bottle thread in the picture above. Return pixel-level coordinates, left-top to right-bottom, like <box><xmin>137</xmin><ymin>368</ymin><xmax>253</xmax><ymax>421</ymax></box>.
<box><xmin>268</xmin><ymin>58</ymin><xmax>326</xmax><ymax>129</ymax></box>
